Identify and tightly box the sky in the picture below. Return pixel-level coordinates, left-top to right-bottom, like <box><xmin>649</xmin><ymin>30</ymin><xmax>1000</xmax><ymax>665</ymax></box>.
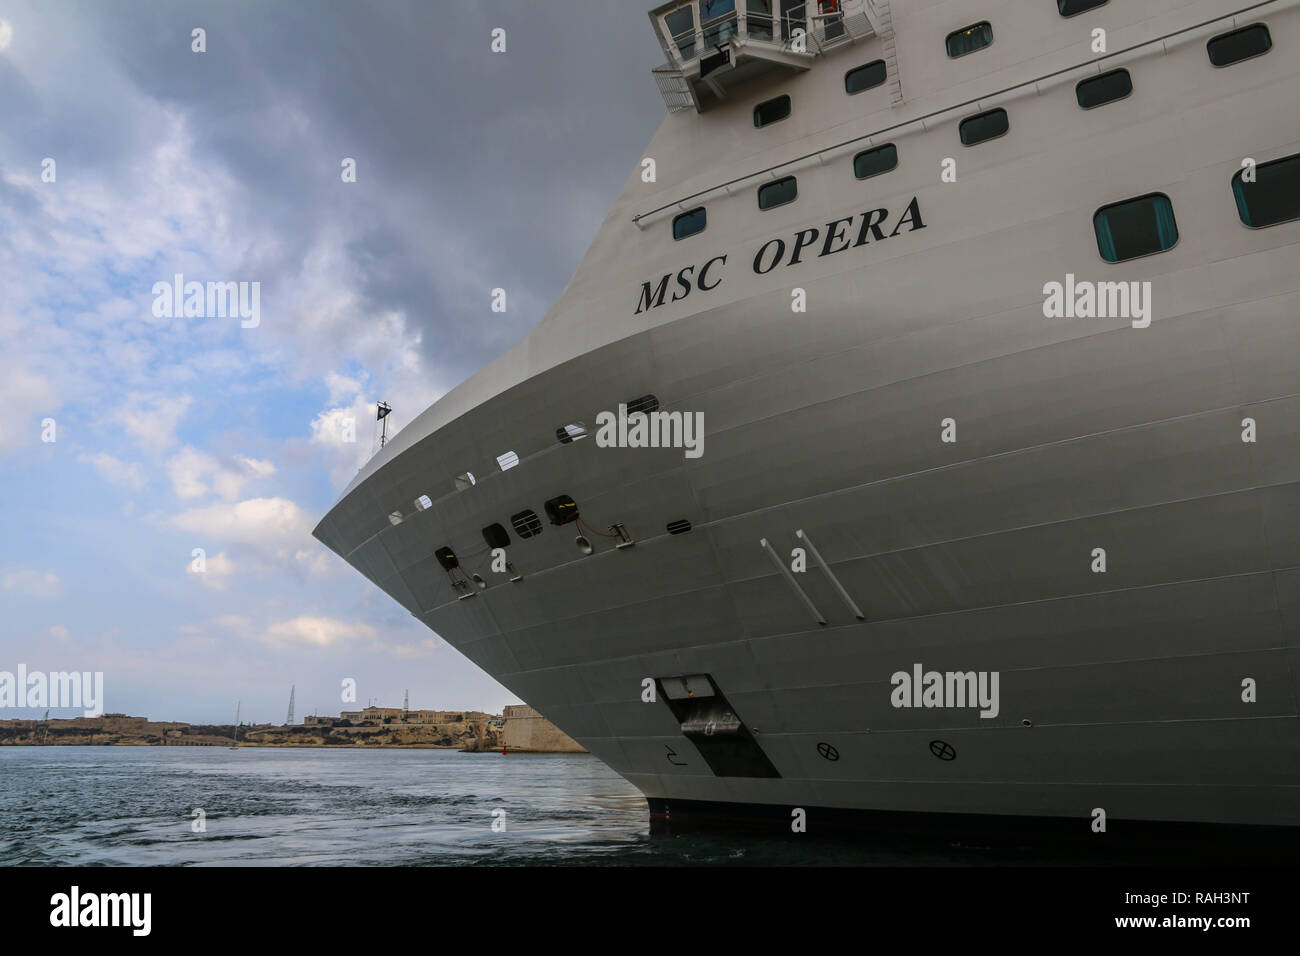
<box><xmin>0</xmin><ymin>0</ymin><xmax>667</xmax><ymax>723</ymax></box>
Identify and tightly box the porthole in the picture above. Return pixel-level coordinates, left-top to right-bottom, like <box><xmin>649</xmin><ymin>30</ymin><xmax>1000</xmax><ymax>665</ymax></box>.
<box><xmin>482</xmin><ymin>523</ymin><xmax>510</xmax><ymax>550</ymax></box>
<box><xmin>844</xmin><ymin>60</ymin><xmax>887</xmax><ymax>95</ymax></box>
<box><xmin>454</xmin><ymin>472</ymin><xmax>476</xmax><ymax>491</ymax></box>
<box><xmin>1076</xmin><ymin>69</ymin><xmax>1132</xmax><ymax>109</ymax></box>
<box><xmin>1232</xmin><ymin>153</ymin><xmax>1300</xmax><ymax>228</ymax></box>
<box><xmin>387</xmin><ymin>511</ymin><xmax>403</xmax><ymax>527</ymax></box>
<box><xmin>434</xmin><ymin>546</ymin><xmax>458</xmax><ymax>571</ymax></box>
<box><xmin>959</xmin><ymin>108</ymin><xmax>1009</xmax><ymax>146</ymax></box>
<box><xmin>673</xmin><ymin>207</ymin><xmax>706</xmax><ymax>240</ymax></box>
<box><xmin>1207</xmin><ymin>23</ymin><xmax>1271</xmax><ymax>67</ymax></box>
<box><xmin>667</xmin><ymin>519</ymin><xmax>693</xmax><ymax>535</ymax></box>
<box><xmin>556</xmin><ymin>423</ymin><xmax>588</xmax><ymax>444</ymax></box>
<box><xmin>1057</xmin><ymin>0</ymin><xmax>1108</xmax><ymax>17</ymax></box>
<box><xmin>758</xmin><ymin>176</ymin><xmax>797</xmax><ymax>210</ymax></box>
<box><xmin>626</xmin><ymin>394</ymin><xmax>660</xmax><ymax>415</ymax></box>
<box><xmin>1093</xmin><ymin>193</ymin><xmax>1179</xmax><ymax>263</ymax></box>
<box><xmin>946</xmin><ymin>22</ymin><xmax>992</xmax><ymax>58</ymax></box>
<box><xmin>496</xmin><ymin>451</ymin><xmax>519</xmax><ymax>471</ymax></box>
<box><xmin>414</xmin><ymin>494</ymin><xmax>433</xmax><ymax>511</ymax></box>
<box><xmin>753</xmin><ymin>94</ymin><xmax>791</xmax><ymax>128</ymax></box>
<box><xmin>511</xmin><ymin>510</ymin><xmax>543</xmax><ymax>538</ymax></box>
<box><xmin>853</xmin><ymin>143</ymin><xmax>898</xmax><ymax>180</ymax></box>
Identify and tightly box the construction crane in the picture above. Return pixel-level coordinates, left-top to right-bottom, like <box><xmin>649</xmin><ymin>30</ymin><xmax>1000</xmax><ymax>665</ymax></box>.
<box><xmin>286</xmin><ymin>685</ymin><xmax>295</xmax><ymax>726</ymax></box>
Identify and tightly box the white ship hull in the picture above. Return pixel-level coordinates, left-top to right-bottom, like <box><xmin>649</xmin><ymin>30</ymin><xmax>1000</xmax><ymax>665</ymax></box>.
<box><xmin>316</xmin><ymin>0</ymin><xmax>1300</xmax><ymax>831</ymax></box>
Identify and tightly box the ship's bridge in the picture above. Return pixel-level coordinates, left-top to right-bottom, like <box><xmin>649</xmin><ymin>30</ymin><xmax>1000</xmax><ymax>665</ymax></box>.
<box><xmin>650</xmin><ymin>0</ymin><xmax>887</xmax><ymax>112</ymax></box>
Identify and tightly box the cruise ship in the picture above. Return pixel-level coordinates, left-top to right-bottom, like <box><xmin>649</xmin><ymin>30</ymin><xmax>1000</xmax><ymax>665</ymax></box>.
<box><xmin>314</xmin><ymin>0</ymin><xmax>1300</xmax><ymax>834</ymax></box>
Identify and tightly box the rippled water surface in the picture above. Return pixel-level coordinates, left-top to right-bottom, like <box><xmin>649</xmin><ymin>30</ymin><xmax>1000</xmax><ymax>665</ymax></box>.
<box><xmin>0</xmin><ymin>747</ymin><xmax>1269</xmax><ymax>866</ymax></box>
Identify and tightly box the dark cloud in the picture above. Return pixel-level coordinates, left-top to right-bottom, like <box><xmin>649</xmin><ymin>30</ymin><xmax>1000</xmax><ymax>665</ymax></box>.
<box><xmin>7</xmin><ymin>0</ymin><xmax>669</xmax><ymax>387</ymax></box>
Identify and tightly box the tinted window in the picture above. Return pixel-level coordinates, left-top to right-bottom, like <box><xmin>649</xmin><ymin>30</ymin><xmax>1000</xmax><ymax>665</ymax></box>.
<box><xmin>845</xmin><ymin>60</ymin><xmax>887</xmax><ymax>95</ymax></box>
<box><xmin>665</xmin><ymin>7</ymin><xmax>696</xmax><ymax>58</ymax></box>
<box><xmin>1076</xmin><ymin>68</ymin><xmax>1132</xmax><ymax>109</ymax></box>
<box><xmin>1232</xmin><ymin>154</ymin><xmax>1300</xmax><ymax>228</ymax></box>
<box><xmin>1094</xmin><ymin>193</ymin><xmax>1179</xmax><ymax>263</ymax></box>
<box><xmin>947</xmin><ymin>22</ymin><xmax>993</xmax><ymax>58</ymax></box>
<box><xmin>482</xmin><ymin>523</ymin><xmax>510</xmax><ymax>550</ymax></box>
<box><xmin>673</xmin><ymin>207</ymin><xmax>707</xmax><ymax>240</ymax></box>
<box><xmin>754</xmin><ymin>94</ymin><xmax>791</xmax><ymax>127</ymax></box>
<box><xmin>959</xmin><ymin>108</ymin><xmax>1009</xmax><ymax>146</ymax></box>
<box><xmin>853</xmin><ymin>143</ymin><xmax>898</xmax><ymax>180</ymax></box>
<box><xmin>1058</xmin><ymin>0</ymin><xmax>1108</xmax><ymax>16</ymax></box>
<box><xmin>758</xmin><ymin>176</ymin><xmax>797</xmax><ymax>210</ymax></box>
<box><xmin>1208</xmin><ymin>24</ymin><xmax>1271</xmax><ymax>66</ymax></box>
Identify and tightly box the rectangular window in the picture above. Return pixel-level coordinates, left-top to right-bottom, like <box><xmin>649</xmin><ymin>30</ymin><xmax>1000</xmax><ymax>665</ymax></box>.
<box><xmin>845</xmin><ymin>60</ymin><xmax>887</xmax><ymax>95</ymax></box>
<box><xmin>1094</xmin><ymin>193</ymin><xmax>1179</xmax><ymax>263</ymax></box>
<box><xmin>853</xmin><ymin>143</ymin><xmax>898</xmax><ymax>180</ymax></box>
<box><xmin>946</xmin><ymin>22</ymin><xmax>992</xmax><ymax>58</ymax></box>
<box><xmin>758</xmin><ymin>176</ymin><xmax>797</xmax><ymax>210</ymax></box>
<box><xmin>673</xmin><ymin>207</ymin><xmax>707</xmax><ymax>240</ymax></box>
<box><xmin>959</xmin><ymin>108</ymin><xmax>1008</xmax><ymax>146</ymax></box>
<box><xmin>1232</xmin><ymin>154</ymin><xmax>1300</xmax><ymax>228</ymax></box>
<box><xmin>747</xmin><ymin>0</ymin><xmax>774</xmax><ymax>40</ymax></box>
<box><xmin>1058</xmin><ymin>0</ymin><xmax>1108</xmax><ymax>16</ymax></box>
<box><xmin>665</xmin><ymin>6</ymin><xmax>696</xmax><ymax>58</ymax></box>
<box><xmin>1207</xmin><ymin>24</ymin><xmax>1271</xmax><ymax>67</ymax></box>
<box><xmin>1076</xmin><ymin>68</ymin><xmax>1132</xmax><ymax>109</ymax></box>
<box><xmin>754</xmin><ymin>94</ymin><xmax>791</xmax><ymax>128</ymax></box>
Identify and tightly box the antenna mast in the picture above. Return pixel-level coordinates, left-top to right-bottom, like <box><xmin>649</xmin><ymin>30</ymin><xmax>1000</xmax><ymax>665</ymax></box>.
<box><xmin>286</xmin><ymin>685</ymin><xmax>295</xmax><ymax>726</ymax></box>
<box><xmin>377</xmin><ymin>402</ymin><xmax>393</xmax><ymax>448</ymax></box>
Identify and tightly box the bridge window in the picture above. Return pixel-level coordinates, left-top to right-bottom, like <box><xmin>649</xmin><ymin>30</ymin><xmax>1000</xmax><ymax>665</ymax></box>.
<box><xmin>959</xmin><ymin>108</ymin><xmax>1008</xmax><ymax>146</ymax></box>
<box><xmin>753</xmin><ymin>94</ymin><xmax>791</xmax><ymax>128</ymax></box>
<box><xmin>1058</xmin><ymin>0</ymin><xmax>1108</xmax><ymax>16</ymax></box>
<box><xmin>946</xmin><ymin>22</ymin><xmax>992</xmax><ymax>58</ymax></box>
<box><xmin>853</xmin><ymin>143</ymin><xmax>898</xmax><ymax>180</ymax></box>
<box><xmin>1232</xmin><ymin>154</ymin><xmax>1300</xmax><ymax>228</ymax></box>
<box><xmin>1094</xmin><ymin>193</ymin><xmax>1179</xmax><ymax>263</ymax></box>
<box><xmin>664</xmin><ymin>5</ymin><xmax>696</xmax><ymax>59</ymax></box>
<box><xmin>758</xmin><ymin>176</ymin><xmax>797</xmax><ymax>210</ymax></box>
<box><xmin>1207</xmin><ymin>24</ymin><xmax>1271</xmax><ymax>67</ymax></box>
<box><xmin>1076</xmin><ymin>68</ymin><xmax>1132</xmax><ymax>109</ymax></box>
<box><xmin>845</xmin><ymin>60</ymin><xmax>887</xmax><ymax>95</ymax></box>
<box><xmin>511</xmin><ymin>510</ymin><xmax>543</xmax><ymax>538</ymax></box>
<box><xmin>673</xmin><ymin>207</ymin><xmax>707</xmax><ymax>240</ymax></box>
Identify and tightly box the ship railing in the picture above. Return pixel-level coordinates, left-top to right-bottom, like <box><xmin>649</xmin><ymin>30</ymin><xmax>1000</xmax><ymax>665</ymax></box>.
<box><xmin>659</xmin><ymin>0</ymin><xmax>879</xmax><ymax>76</ymax></box>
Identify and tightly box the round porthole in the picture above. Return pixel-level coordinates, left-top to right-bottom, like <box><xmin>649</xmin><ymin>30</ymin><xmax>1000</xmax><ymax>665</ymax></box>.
<box><xmin>471</xmin><ymin>573</ymin><xmax>487</xmax><ymax>590</ymax></box>
<box><xmin>575</xmin><ymin>535</ymin><xmax>593</xmax><ymax>555</ymax></box>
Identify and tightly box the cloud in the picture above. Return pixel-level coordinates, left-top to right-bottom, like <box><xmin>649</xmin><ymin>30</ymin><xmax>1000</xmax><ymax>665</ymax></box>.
<box><xmin>188</xmin><ymin>550</ymin><xmax>235</xmax><ymax>590</ymax></box>
<box><xmin>168</xmin><ymin>496</ymin><xmax>312</xmax><ymax>554</ymax></box>
<box><xmin>113</xmin><ymin>393</ymin><xmax>193</xmax><ymax>450</ymax></box>
<box><xmin>166</xmin><ymin>446</ymin><xmax>276</xmax><ymax>501</ymax></box>
<box><xmin>0</xmin><ymin>20</ymin><xmax>11</xmax><ymax>52</ymax></box>
<box><xmin>262</xmin><ymin>615</ymin><xmax>376</xmax><ymax>649</ymax></box>
<box><xmin>0</xmin><ymin>366</ymin><xmax>58</xmax><ymax>456</ymax></box>
<box><xmin>78</xmin><ymin>451</ymin><xmax>146</xmax><ymax>491</ymax></box>
<box><xmin>3</xmin><ymin>569</ymin><xmax>61</xmax><ymax>598</ymax></box>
